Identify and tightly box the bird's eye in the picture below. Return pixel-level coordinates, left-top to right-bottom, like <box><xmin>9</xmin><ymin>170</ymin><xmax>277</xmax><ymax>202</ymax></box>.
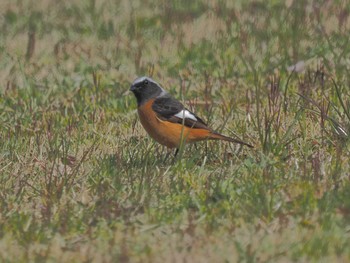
<box><xmin>144</xmin><ymin>79</ymin><xmax>149</xmax><ymax>85</ymax></box>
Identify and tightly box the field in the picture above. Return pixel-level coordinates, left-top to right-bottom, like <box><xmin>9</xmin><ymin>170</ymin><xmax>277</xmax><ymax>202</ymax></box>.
<box><xmin>1</xmin><ymin>0</ymin><xmax>350</xmax><ymax>262</ymax></box>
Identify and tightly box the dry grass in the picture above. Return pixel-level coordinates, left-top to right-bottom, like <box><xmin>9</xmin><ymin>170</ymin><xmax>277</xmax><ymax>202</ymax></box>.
<box><xmin>1</xmin><ymin>0</ymin><xmax>350</xmax><ymax>262</ymax></box>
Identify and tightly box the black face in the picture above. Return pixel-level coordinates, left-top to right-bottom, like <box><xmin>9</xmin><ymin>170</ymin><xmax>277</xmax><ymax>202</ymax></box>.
<box><xmin>130</xmin><ymin>77</ymin><xmax>163</xmax><ymax>106</ymax></box>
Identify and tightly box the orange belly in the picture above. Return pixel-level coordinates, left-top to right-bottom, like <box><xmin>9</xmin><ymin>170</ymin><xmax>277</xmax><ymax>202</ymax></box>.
<box><xmin>137</xmin><ymin>99</ymin><xmax>211</xmax><ymax>148</ymax></box>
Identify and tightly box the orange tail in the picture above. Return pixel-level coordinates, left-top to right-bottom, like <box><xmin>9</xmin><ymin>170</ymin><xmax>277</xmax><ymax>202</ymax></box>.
<box><xmin>209</xmin><ymin>132</ymin><xmax>254</xmax><ymax>148</ymax></box>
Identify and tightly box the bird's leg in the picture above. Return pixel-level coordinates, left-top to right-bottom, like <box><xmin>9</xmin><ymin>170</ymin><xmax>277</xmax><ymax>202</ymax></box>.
<box><xmin>170</xmin><ymin>148</ymin><xmax>180</xmax><ymax>164</ymax></box>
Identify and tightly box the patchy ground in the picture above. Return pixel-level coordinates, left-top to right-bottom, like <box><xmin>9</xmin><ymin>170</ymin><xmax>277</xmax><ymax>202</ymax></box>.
<box><xmin>1</xmin><ymin>0</ymin><xmax>350</xmax><ymax>262</ymax></box>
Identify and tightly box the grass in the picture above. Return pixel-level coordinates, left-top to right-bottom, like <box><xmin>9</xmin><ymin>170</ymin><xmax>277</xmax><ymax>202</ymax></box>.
<box><xmin>1</xmin><ymin>0</ymin><xmax>350</xmax><ymax>262</ymax></box>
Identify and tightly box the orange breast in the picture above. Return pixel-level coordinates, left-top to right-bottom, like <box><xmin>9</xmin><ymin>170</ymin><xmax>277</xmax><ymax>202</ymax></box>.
<box><xmin>138</xmin><ymin>99</ymin><xmax>211</xmax><ymax>148</ymax></box>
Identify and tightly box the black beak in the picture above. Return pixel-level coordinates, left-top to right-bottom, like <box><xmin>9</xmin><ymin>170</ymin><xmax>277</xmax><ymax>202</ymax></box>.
<box><xmin>130</xmin><ymin>85</ymin><xmax>135</xmax><ymax>92</ymax></box>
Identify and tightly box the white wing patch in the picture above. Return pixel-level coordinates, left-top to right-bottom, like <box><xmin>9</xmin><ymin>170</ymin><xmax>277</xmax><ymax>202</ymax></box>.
<box><xmin>175</xmin><ymin>110</ymin><xmax>198</xmax><ymax>121</ymax></box>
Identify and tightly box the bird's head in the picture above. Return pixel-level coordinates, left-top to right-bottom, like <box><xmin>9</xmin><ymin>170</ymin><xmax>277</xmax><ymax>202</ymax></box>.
<box><xmin>130</xmin><ymin>76</ymin><xmax>166</xmax><ymax>106</ymax></box>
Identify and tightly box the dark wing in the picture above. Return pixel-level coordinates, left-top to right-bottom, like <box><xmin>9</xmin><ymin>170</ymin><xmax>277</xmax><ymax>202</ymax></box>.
<box><xmin>152</xmin><ymin>96</ymin><xmax>209</xmax><ymax>129</ymax></box>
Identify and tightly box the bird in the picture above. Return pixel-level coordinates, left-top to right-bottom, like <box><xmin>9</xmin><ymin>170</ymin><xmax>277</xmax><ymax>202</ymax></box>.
<box><xmin>130</xmin><ymin>76</ymin><xmax>253</xmax><ymax>155</ymax></box>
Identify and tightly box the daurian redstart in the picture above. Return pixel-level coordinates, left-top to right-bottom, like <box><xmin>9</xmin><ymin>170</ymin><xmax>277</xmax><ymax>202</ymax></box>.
<box><xmin>130</xmin><ymin>76</ymin><xmax>253</xmax><ymax>152</ymax></box>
